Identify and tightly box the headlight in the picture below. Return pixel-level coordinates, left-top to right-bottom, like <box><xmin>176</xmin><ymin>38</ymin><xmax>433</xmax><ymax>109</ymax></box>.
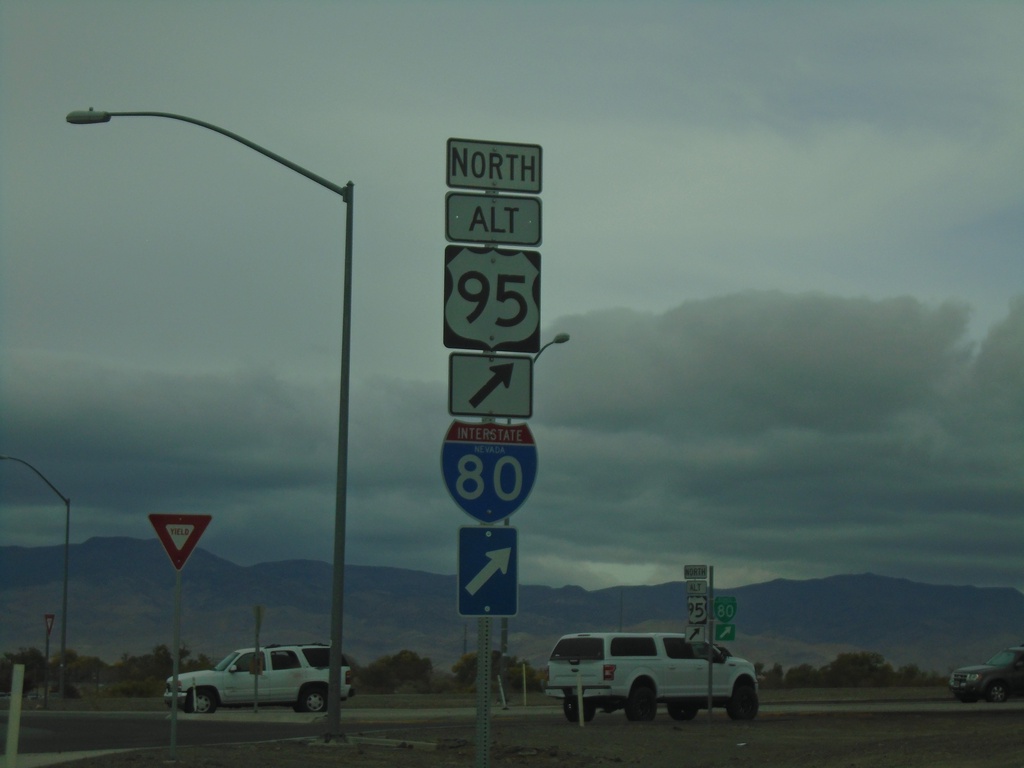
<box><xmin>966</xmin><ymin>673</ymin><xmax>982</xmax><ymax>681</ymax></box>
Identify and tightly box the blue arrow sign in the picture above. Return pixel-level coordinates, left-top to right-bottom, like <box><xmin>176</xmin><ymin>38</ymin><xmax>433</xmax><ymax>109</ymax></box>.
<box><xmin>441</xmin><ymin>420</ymin><xmax>537</xmax><ymax>523</ymax></box>
<box><xmin>458</xmin><ymin>526</ymin><xmax>518</xmax><ymax>617</ymax></box>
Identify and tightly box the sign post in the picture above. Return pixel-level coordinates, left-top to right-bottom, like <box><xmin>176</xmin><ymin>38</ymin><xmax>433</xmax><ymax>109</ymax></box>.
<box><xmin>43</xmin><ymin>614</ymin><xmax>55</xmax><ymax>709</ymax></box>
<box><xmin>444</xmin><ymin>137</ymin><xmax>542</xmax><ymax>768</ymax></box>
<box><xmin>149</xmin><ymin>513</ymin><xmax>211</xmax><ymax>760</ymax></box>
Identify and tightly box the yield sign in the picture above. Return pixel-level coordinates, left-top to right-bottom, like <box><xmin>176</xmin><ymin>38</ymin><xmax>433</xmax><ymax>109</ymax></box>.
<box><xmin>149</xmin><ymin>513</ymin><xmax>212</xmax><ymax>570</ymax></box>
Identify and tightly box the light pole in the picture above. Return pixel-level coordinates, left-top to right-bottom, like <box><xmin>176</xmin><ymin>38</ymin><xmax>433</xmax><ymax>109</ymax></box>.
<box><xmin>0</xmin><ymin>456</ymin><xmax>70</xmax><ymax>701</ymax></box>
<box><xmin>533</xmin><ymin>332</ymin><xmax>570</xmax><ymax>363</ymax></box>
<box><xmin>66</xmin><ymin>109</ymin><xmax>354</xmax><ymax>734</ymax></box>
<box><xmin>497</xmin><ymin>332</ymin><xmax>570</xmax><ymax>703</ymax></box>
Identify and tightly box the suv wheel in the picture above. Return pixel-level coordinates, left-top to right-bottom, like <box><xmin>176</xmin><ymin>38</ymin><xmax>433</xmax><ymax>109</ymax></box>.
<box><xmin>624</xmin><ymin>685</ymin><xmax>656</xmax><ymax>721</ymax></box>
<box><xmin>296</xmin><ymin>683</ymin><xmax>328</xmax><ymax>713</ymax></box>
<box><xmin>185</xmin><ymin>688</ymin><xmax>217</xmax><ymax>715</ymax></box>
<box><xmin>985</xmin><ymin>681</ymin><xmax>1009</xmax><ymax>703</ymax></box>
<box><xmin>726</xmin><ymin>684</ymin><xmax>759</xmax><ymax>720</ymax></box>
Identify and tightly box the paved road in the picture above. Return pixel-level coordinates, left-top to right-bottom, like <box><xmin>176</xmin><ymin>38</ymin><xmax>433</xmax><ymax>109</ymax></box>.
<box><xmin>5</xmin><ymin>698</ymin><xmax>1024</xmax><ymax>767</ymax></box>
<box><xmin>2</xmin><ymin>705</ymin><xmax>543</xmax><ymax>766</ymax></box>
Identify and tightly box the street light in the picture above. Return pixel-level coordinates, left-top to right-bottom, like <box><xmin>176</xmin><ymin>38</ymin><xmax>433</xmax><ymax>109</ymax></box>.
<box><xmin>497</xmin><ymin>332</ymin><xmax>570</xmax><ymax>704</ymax></box>
<box><xmin>66</xmin><ymin>109</ymin><xmax>354</xmax><ymax>734</ymax></box>
<box><xmin>533</xmin><ymin>332</ymin><xmax>570</xmax><ymax>363</ymax></box>
<box><xmin>0</xmin><ymin>455</ymin><xmax>70</xmax><ymax>702</ymax></box>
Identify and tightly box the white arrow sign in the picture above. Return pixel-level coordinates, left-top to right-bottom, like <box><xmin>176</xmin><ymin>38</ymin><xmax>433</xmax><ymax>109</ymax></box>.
<box><xmin>464</xmin><ymin>547</ymin><xmax>512</xmax><ymax>595</ymax></box>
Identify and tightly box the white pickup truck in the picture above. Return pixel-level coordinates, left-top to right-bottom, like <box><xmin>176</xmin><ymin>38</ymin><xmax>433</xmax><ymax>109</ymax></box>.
<box><xmin>163</xmin><ymin>643</ymin><xmax>353</xmax><ymax>714</ymax></box>
<box><xmin>544</xmin><ymin>632</ymin><xmax>759</xmax><ymax>722</ymax></box>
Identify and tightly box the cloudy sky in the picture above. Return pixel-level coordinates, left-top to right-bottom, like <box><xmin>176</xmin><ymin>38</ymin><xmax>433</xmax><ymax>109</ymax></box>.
<box><xmin>2</xmin><ymin>1</ymin><xmax>1022</xmax><ymax>595</ymax></box>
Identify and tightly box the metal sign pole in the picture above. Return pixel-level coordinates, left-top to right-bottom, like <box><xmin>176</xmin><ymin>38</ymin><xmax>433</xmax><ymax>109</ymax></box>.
<box><xmin>707</xmin><ymin>565</ymin><xmax>714</xmax><ymax>725</ymax></box>
<box><xmin>170</xmin><ymin>568</ymin><xmax>182</xmax><ymax>759</ymax></box>
<box><xmin>475</xmin><ymin>617</ymin><xmax>492</xmax><ymax>768</ymax></box>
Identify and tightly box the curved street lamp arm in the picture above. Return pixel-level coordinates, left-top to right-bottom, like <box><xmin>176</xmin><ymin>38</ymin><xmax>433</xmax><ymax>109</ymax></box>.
<box><xmin>0</xmin><ymin>455</ymin><xmax>70</xmax><ymax>505</ymax></box>
<box><xmin>66</xmin><ymin>110</ymin><xmax>350</xmax><ymax>201</ymax></box>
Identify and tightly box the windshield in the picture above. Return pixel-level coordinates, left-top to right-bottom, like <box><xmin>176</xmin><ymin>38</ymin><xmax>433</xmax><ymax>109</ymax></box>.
<box><xmin>985</xmin><ymin>650</ymin><xmax>1015</xmax><ymax>667</ymax></box>
<box><xmin>213</xmin><ymin>652</ymin><xmax>240</xmax><ymax>672</ymax></box>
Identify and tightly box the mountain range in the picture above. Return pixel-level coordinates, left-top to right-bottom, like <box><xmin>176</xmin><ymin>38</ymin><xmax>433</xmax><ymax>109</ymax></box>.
<box><xmin>2</xmin><ymin>537</ymin><xmax>1022</xmax><ymax>674</ymax></box>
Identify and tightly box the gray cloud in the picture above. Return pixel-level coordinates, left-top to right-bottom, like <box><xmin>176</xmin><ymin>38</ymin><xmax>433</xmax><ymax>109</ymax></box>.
<box><xmin>3</xmin><ymin>292</ymin><xmax>1021</xmax><ymax>593</ymax></box>
<box><xmin>2</xmin><ymin>1</ymin><xmax>1022</xmax><ymax>596</ymax></box>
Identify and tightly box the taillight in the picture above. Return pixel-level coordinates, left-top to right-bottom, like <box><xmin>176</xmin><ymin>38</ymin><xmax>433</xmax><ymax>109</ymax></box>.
<box><xmin>603</xmin><ymin>664</ymin><xmax>616</xmax><ymax>681</ymax></box>
<box><xmin>344</xmin><ymin>669</ymin><xmax>352</xmax><ymax>684</ymax></box>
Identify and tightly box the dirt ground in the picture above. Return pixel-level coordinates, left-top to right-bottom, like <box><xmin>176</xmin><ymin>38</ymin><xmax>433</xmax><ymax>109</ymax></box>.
<box><xmin>59</xmin><ymin>713</ymin><xmax>1024</xmax><ymax>768</ymax></box>
<box><xmin>28</xmin><ymin>692</ymin><xmax>1024</xmax><ymax>768</ymax></box>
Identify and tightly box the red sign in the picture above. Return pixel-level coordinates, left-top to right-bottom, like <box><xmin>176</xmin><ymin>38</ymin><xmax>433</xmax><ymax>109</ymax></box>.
<box><xmin>44</xmin><ymin>613</ymin><xmax>55</xmax><ymax>636</ymax></box>
<box><xmin>148</xmin><ymin>514</ymin><xmax>212</xmax><ymax>570</ymax></box>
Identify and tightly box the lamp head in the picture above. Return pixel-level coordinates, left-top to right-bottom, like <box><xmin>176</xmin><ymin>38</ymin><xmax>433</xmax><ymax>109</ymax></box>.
<box><xmin>66</xmin><ymin>109</ymin><xmax>111</xmax><ymax>125</ymax></box>
<box><xmin>552</xmin><ymin>333</ymin><xmax>570</xmax><ymax>344</ymax></box>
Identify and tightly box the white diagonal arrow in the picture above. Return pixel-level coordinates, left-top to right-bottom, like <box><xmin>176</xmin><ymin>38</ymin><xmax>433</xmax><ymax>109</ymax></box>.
<box><xmin>464</xmin><ymin>547</ymin><xmax>512</xmax><ymax>596</ymax></box>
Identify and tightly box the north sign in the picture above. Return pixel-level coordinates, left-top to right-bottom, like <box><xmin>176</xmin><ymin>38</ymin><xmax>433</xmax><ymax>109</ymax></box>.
<box><xmin>447</xmin><ymin>138</ymin><xmax>542</xmax><ymax>194</ymax></box>
<box><xmin>458</xmin><ymin>525</ymin><xmax>518</xmax><ymax>617</ymax></box>
<box><xmin>441</xmin><ymin>420</ymin><xmax>537</xmax><ymax>523</ymax></box>
<box><xmin>444</xmin><ymin>245</ymin><xmax>540</xmax><ymax>353</ymax></box>
<box><xmin>449</xmin><ymin>353</ymin><xmax>533</xmax><ymax>418</ymax></box>
<box><xmin>446</xmin><ymin>192</ymin><xmax>541</xmax><ymax>247</ymax></box>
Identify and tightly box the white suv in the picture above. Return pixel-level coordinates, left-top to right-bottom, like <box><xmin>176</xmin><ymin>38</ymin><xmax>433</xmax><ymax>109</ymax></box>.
<box><xmin>164</xmin><ymin>643</ymin><xmax>354</xmax><ymax>714</ymax></box>
<box><xmin>545</xmin><ymin>632</ymin><xmax>759</xmax><ymax>722</ymax></box>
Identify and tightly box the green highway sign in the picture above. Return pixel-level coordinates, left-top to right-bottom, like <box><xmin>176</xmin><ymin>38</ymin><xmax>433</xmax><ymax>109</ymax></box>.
<box><xmin>715</xmin><ymin>623</ymin><xmax>736</xmax><ymax>642</ymax></box>
<box><xmin>714</xmin><ymin>596</ymin><xmax>737</xmax><ymax>624</ymax></box>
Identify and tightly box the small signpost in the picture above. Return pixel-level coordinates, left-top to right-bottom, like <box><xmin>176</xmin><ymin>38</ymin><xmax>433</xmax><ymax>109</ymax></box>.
<box><xmin>685</xmin><ymin>564</ymin><xmax>716</xmax><ymax>724</ymax></box>
<box><xmin>149</xmin><ymin>513</ymin><xmax>211</xmax><ymax>760</ymax></box>
<box><xmin>43</xmin><ymin>614</ymin><xmax>55</xmax><ymax>709</ymax></box>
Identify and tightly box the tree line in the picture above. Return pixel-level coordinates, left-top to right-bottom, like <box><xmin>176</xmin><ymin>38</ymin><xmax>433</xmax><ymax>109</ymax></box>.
<box><xmin>755</xmin><ymin>652</ymin><xmax>947</xmax><ymax>689</ymax></box>
<box><xmin>2</xmin><ymin>646</ymin><xmax>945</xmax><ymax>698</ymax></box>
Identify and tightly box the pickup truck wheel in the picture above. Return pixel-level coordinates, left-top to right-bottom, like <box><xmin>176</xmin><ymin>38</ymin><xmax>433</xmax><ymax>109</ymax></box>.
<box><xmin>726</xmin><ymin>684</ymin><xmax>759</xmax><ymax>720</ymax></box>
<box><xmin>562</xmin><ymin>698</ymin><xmax>597</xmax><ymax>723</ymax></box>
<box><xmin>296</xmin><ymin>683</ymin><xmax>328</xmax><ymax>713</ymax></box>
<box><xmin>624</xmin><ymin>685</ymin><xmax>656</xmax><ymax>721</ymax></box>
<box><xmin>186</xmin><ymin>688</ymin><xmax>217</xmax><ymax>715</ymax></box>
<box><xmin>985</xmin><ymin>681</ymin><xmax>1008</xmax><ymax>703</ymax></box>
<box><xmin>667</xmin><ymin>703</ymin><xmax>698</xmax><ymax>721</ymax></box>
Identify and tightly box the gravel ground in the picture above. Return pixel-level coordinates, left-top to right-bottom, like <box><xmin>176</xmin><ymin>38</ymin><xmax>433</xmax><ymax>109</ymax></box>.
<box><xmin>13</xmin><ymin>690</ymin><xmax>1024</xmax><ymax>768</ymax></box>
<box><xmin>47</xmin><ymin>710</ymin><xmax>1024</xmax><ymax>768</ymax></box>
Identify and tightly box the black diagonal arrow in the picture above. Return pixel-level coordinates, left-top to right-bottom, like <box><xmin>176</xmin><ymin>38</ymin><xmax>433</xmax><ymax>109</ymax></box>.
<box><xmin>469</xmin><ymin>363</ymin><xmax>515</xmax><ymax>408</ymax></box>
